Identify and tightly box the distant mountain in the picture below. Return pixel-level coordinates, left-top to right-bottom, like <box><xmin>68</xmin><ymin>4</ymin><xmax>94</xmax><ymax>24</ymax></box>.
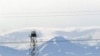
<box><xmin>38</xmin><ymin>36</ymin><xmax>100</xmax><ymax>56</ymax></box>
<box><xmin>0</xmin><ymin>27</ymin><xmax>100</xmax><ymax>56</ymax></box>
<box><xmin>54</xmin><ymin>28</ymin><xmax>100</xmax><ymax>38</ymax></box>
<box><xmin>0</xmin><ymin>36</ymin><xmax>100</xmax><ymax>56</ymax></box>
<box><xmin>54</xmin><ymin>28</ymin><xmax>100</xmax><ymax>46</ymax></box>
<box><xmin>0</xmin><ymin>29</ymin><xmax>43</xmax><ymax>50</ymax></box>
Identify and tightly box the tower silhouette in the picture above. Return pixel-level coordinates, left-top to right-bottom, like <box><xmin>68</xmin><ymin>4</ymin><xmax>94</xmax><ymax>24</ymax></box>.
<box><xmin>30</xmin><ymin>31</ymin><xmax>38</xmax><ymax>56</ymax></box>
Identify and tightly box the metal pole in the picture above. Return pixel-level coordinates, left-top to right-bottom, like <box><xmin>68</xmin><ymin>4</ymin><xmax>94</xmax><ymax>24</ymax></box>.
<box><xmin>30</xmin><ymin>31</ymin><xmax>38</xmax><ymax>56</ymax></box>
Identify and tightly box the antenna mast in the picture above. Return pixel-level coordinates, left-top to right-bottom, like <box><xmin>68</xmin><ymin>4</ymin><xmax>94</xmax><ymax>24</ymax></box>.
<box><xmin>30</xmin><ymin>31</ymin><xmax>38</xmax><ymax>56</ymax></box>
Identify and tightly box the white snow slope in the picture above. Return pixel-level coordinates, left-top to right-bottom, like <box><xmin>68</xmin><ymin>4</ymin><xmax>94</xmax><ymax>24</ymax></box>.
<box><xmin>0</xmin><ymin>27</ymin><xmax>100</xmax><ymax>56</ymax></box>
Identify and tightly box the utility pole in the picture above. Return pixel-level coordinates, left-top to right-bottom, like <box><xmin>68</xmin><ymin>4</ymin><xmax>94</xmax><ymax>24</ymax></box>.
<box><xmin>30</xmin><ymin>31</ymin><xmax>38</xmax><ymax>56</ymax></box>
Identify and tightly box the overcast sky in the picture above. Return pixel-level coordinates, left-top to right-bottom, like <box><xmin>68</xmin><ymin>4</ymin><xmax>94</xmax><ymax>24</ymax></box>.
<box><xmin>0</xmin><ymin>0</ymin><xmax>100</xmax><ymax>33</ymax></box>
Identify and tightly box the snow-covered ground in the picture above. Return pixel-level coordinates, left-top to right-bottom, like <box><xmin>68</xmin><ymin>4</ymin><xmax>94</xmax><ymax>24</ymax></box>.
<box><xmin>0</xmin><ymin>27</ymin><xmax>100</xmax><ymax>56</ymax></box>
